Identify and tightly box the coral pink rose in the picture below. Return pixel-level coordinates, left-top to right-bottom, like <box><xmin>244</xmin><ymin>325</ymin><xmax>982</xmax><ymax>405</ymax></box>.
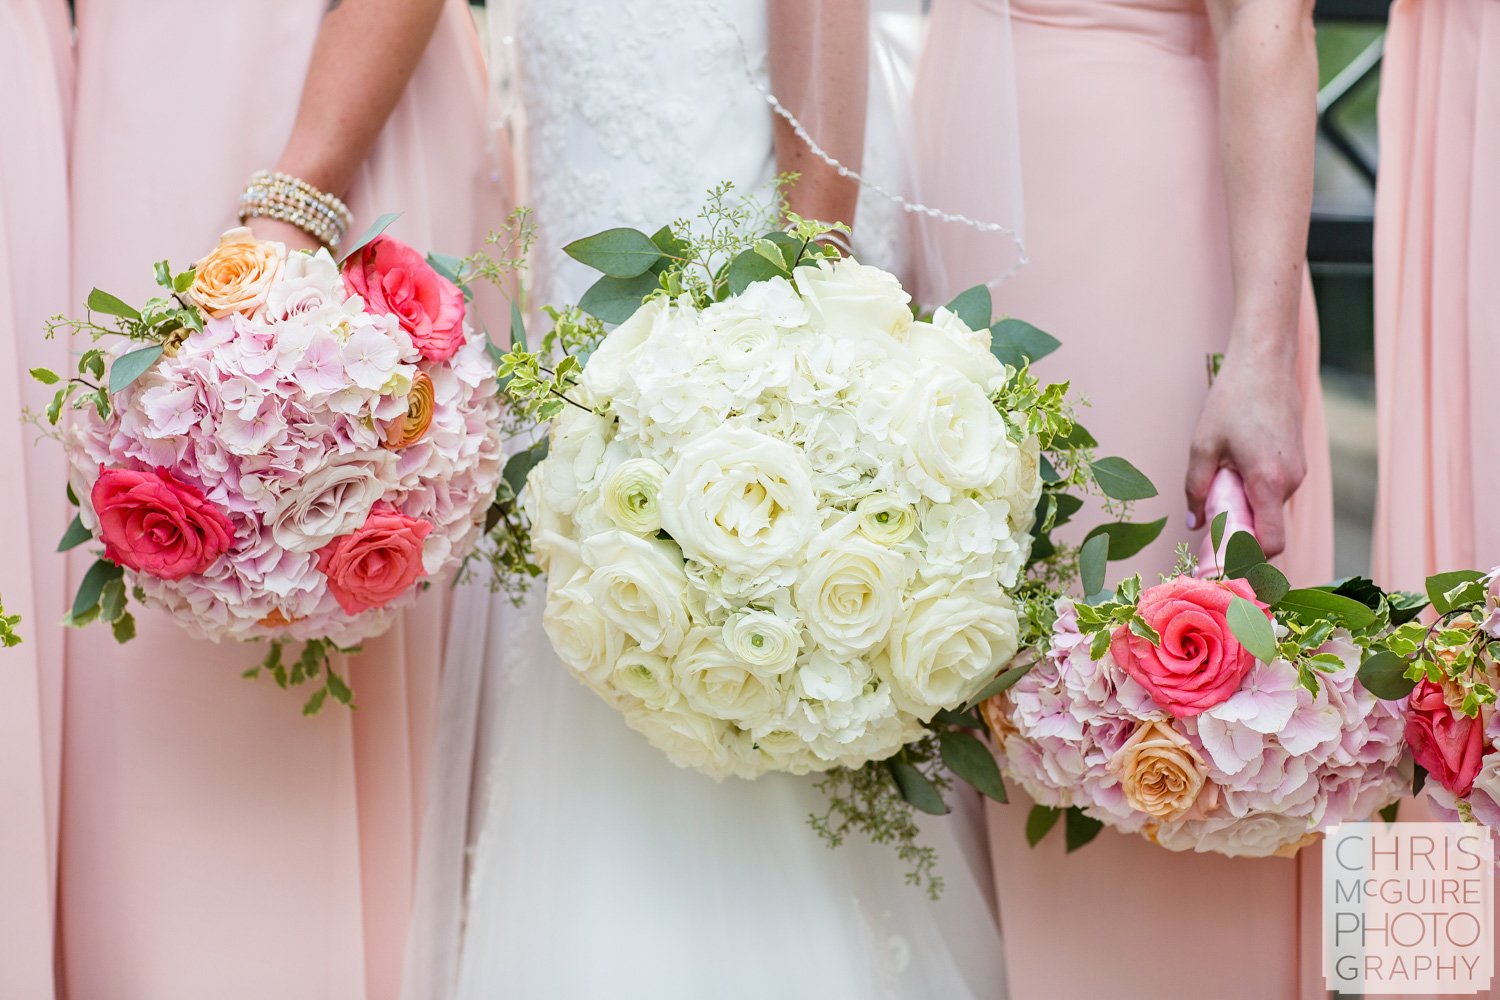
<box><xmin>1405</xmin><ymin>680</ymin><xmax>1487</xmax><ymax>797</ymax></box>
<box><xmin>315</xmin><ymin>502</ymin><xmax>432</xmax><ymax>614</ymax></box>
<box><xmin>92</xmin><ymin>466</ymin><xmax>235</xmax><ymax>580</ymax></box>
<box><xmin>342</xmin><ymin>234</ymin><xmax>466</xmax><ymax>361</ymax></box>
<box><xmin>1110</xmin><ymin>576</ymin><xmax>1269</xmax><ymax>718</ymax></box>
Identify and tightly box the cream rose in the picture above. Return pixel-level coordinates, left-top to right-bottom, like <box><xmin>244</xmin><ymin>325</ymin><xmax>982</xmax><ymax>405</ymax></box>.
<box><xmin>269</xmin><ymin>452</ymin><xmax>396</xmax><ymax>552</ymax></box>
<box><xmin>265</xmin><ymin>248</ymin><xmax>352</xmax><ymax>323</ymax></box>
<box><xmin>672</xmin><ymin>626</ymin><xmax>787</xmax><ymax>727</ymax></box>
<box><xmin>659</xmin><ymin>424</ymin><xmax>818</xmax><ymax>576</ymax></box>
<box><xmin>610</xmin><ymin>647</ymin><xmax>679</xmax><ymax>711</ymax></box>
<box><xmin>600</xmin><ymin>458</ymin><xmax>667</xmax><ymax>534</ymax></box>
<box><xmin>722</xmin><ymin>609</ymin><xmax>802</xmax><ymax>674</ymax></box>
<box><xmin>880</xmin><ymin>577</ymin><xmax>1020</xmax><ymax>719</ymax></box>
<box><xmin>793</xmin><ymin>257</ymin><xmax>912</xmax><ymax>338</ymax></box>
<box><xmin>543</xmin><ymin>564</ymin><xmax>626</xmax><ymax>685</ymax></box>
<box><xmin>581</xmin><ymin>531</ymin><xmax>693</xmax><ymax>655</ymax></box>
<box><xmin>795</xmin><ymin>516</ymin><xmax>910</xmax><ymax>656</ymax></box>
<box><xmin>897</xmin><ymin>367</ymin><xmax>1013</xmax><ymax>501</ymax></box>
<box><xmin>1108</xmin><ymin>720</ymin><xmax>1211</xmax><ymax>821</ymax></box>
<box><xmin>189</xmin><ymin>227</ymin><xmax>286</xmax><ymax>318</ymax></box>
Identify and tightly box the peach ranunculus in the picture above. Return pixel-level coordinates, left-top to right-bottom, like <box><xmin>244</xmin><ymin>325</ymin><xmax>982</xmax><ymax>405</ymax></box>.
<box><xmin>342</xmin><ymin>234</ymin><xmax>466</xmax><ymax>361</ymax></box>
<box><xmin>384</xmin><ymin>371</ymin><xmax>435</xmax><ymax>449</ymax></box>
<box><xmin>92</xmin><ymin>466</ymin><xmax>235</xmax><ymax>580</ymax></box>
<box><xmin>188</xmin><ymin>227</ymin><xmax>286</xmax><ymax>318</ymax></box>
<box><xmin>1108</xmin><ymin>719</ymin><xmax>1213</xmax><ymax>820</ymax></box>
<box><xmin>315</xmin><ymin>502</ymin><xmax>432</xmax><ymax>615</ymax></box>
<box><xmin>1110</xmin><ymin>576</ymin><xmax>1269</xmax><ymax>717</ymax></box>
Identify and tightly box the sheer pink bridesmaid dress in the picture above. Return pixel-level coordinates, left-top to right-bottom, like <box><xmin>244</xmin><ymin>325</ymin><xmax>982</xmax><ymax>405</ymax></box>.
<box><xmin>1373</xmin><ymin>0</ymin><xmax>1500</xmax><ymax>590</ymax></box>
<box><xmin>914</xmin><ymin>1</ymin><xmax>1334</xmax><ymax>997</ymax></box>
<box><xmin>0</xmin><ymin>2</ymin><xmax>72</xmax><ymax>996</ymax></box>
<box><xmin>62</xmin><ymin>3</ymin><xmax>504</xmax><ymax>998</ymax></box>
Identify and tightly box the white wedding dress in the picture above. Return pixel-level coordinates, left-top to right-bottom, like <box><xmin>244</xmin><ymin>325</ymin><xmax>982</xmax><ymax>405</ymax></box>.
<box><xmin>404</xmin><ymin>3</ymin><xmax>1009</xmax><ymax>997</ymax></box>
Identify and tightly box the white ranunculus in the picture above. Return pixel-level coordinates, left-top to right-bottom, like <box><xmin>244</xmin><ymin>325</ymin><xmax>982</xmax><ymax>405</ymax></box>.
<box><xmin>672</xmin><ymin>626</ymin><xmax>788</xmax><ymax>727</ymax></box>
<box><xmin>543</xmin><ymin>564</ymin><xmax>626</xmax><ymax>685</ymax></box>
<box><xmin>904</xmin><ymin>307</ymin><xmax>1005</xmax><ymax>390</ymax></box>
<box><xmin>581</xmin><ymin>530</ymin><xmax>693</xmax><ymax>655</ymax></box>
<box><xmin>897</xmin><ymin>365</ymin><xmax>1013</xmax><ymax>502</ymax></box>
<box><xmin>268</xmin><ymin>451</ymin><xmax>396</xmax><ymax>552</ymax></box>
<box><xmin>722</xmin><ymin>609</ymin><xmax>802</xmax><ymax>674</ymax></box>
<box><xmin>793</xmin><ymin>257</ymin><xmax>912</xmax><ymax>338</ymax></box>
<box><xmin>795</xmin><ymin>515</ymin><xmax>910</xmax><ymax>657</ymax></box>
<box><xmin>265</xmin><ymin>248</ymin><xmax>357</xmax><ymax>325</ymax></box>
<box><xmin>879</xmin><ymin>577</ymin><xmax>1020</xmax><ymax>720</ymax></box>
<box><xmin>659</xmin><ymin>424</ymin><xmax>818</xmax><ymax>578</ymax></box>
<box><xmin>855</xmin><ymin>494</ymin><xmax>917</xmax><ymax>546</ymax></box>
<box><xmin>600</xmin><ymin>457</ymin><xmax>666</xmax><ymax>534</ymax></box>
<box><xmin>609</xmin><ymin>647</ymin><xmax>679</xmax><ymax>711</ymax></box>
<box><xmin>621</xmin><ymin>701</ymin><xmax>737</xmax><ymax>780</ymax></box>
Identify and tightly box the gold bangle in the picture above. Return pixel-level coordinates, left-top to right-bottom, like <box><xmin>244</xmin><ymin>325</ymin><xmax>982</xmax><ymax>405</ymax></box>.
<box><xmin>238</xmin><ymin>170</ymin><xmax>353</xmax><ymax>250</ymax></box>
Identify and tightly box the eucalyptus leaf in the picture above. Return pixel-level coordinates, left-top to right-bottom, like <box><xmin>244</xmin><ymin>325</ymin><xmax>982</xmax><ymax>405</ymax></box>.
<box><xmin>337</xmin><ymin>212</ymin><xmax>402</xmax><ymax>265</ymax></box>
<box><xmin>57</xmin><ymin>514</ymin><xmax>92</xmax><ymax>552</ymax></box>
<box><xmin>933</xmin><ymin>708</ymin><xmax>987</xmax><ymax>730</ymax></box>
<box><xmin>1089</xmin><ymin>457</ymin><xmax>1157</xmax><ymax>501</ymax></box>
<box><xmin>1064</xmin><ymin>807</ymin><xmax>1104</xmax><ymax>852</ymax></box>
<box><xmin>726</xmin><ymin>246</ymin><xmax>789</xmax><ymax>294</ymax></box>
<box><xmin>1079</xmin><ymin>532</ymin><xmax>1109</xmax><ymax>597</ymax></box>
<box><xmin>945</xmin><ymin>285</ymin><xmax>992</xmax><ymax>331</ymax></box>
<box><xmin>964</xmin><ymin>657</ymin><xmax>1035</xmax><ymax>710</ymax></box>
<box><xmin>990</xmin><ymin>318</ymin><xmax>1061</xmax><ymax>369</ymax></box>
<box><xmin>1039</xmin><ymin>455</ymin><xmax>1061</xmax><ymax>484</ymax></box>
<box><xmin>1277</xmin><ymin>588</ymin><xmax>1380</xmax><ymax>629</ymax></box>
<box><xmin>1246</xmin><ymin>563</ymin><xmax>1291</xmax><ymax>606</ymax></box>
<box><xmin>108</xmin><ymin>345</ymin><xmax>165</xmax><ymax>394</ymax></box>
<box><xmin>86</xmin><ymin>288</ymin><xmax>140</xmax><ymax>321</ymax></box>
<box><xmin>1025</xmin><ymin>804</ymin><xmax>1061</xmax><ymax>847</ymax></box>
<box><xmin>1227</xmin><ymin>595</ymin><xmax>1278</xmax><ymax>663</ymax></box>
<box><xmin>1209</xmin><ymin>510</ymin><xmax>1229</xmax><ymax>557</ymax></box>
<box><xmin>940</xmin><ymin>731</ymin><xmax>1007</xmax><ymax>803</ymax></box>
<box><xmin>1045</xmin><ymin>492</ymin><xmax>1085</xmax><ymax>529</ymax></box>
<box><xmin>1221</xmin><ymin>530</ymin><xmax>1267</xmax><ymax>578</ymax></box>
<box><xmin>563</xmin><ymin>227</ymin><xmax>663</xmax><ymax>278</ymax></box>
<box><xmin>1056</xmin><ymin>422</ymin><xmax>1098</xmax><ymax>450</ymax></box>
<box><xmin>1083</xmin><ymin>517</ymin><xmax>1167</xmax><ymax>561</ymax></box>
<box><xmin>1357</xmin><ymin>650</ymin><xmax>1418</xmax><ymax>700</ymax></box>
<box><xmin>578</xmin><ymin>272</ymin><xmax>659</xmax><ymax>325</ymax></box>
<box><xmin>649</xmin><ymin>225</ymin><xmax>691</xmax><ymax>260</ymax></box>
<box><xmin>1425</xmin><ymin>570</ymin><xmax>1486</xmax><ymax>614</ymax></box>
<box><xmin>71</xmin><ymin>558</ymin><xmax>122</xmax><ymax>620</ymax></box>
<box><xmin>503</xmin><ymin>439</ymin><xmax>549</xmax><ymax>497</ymax></box>
<box><xmin>887</xmin><ymin>757</ymin><xmax>949</xmax><ymax>816</ymax></box>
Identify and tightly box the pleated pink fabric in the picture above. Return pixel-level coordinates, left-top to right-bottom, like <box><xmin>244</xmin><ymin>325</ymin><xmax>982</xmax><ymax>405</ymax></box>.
<box><xmin>61</xmin><ymin>4</ymin><xmax>504</xmax><ymax>998</ymax></box>
<box><xmin>0</xmin><ymin>2</ymin><xmax>72</xmax><ymax>997</ymax></box>
<box><xmin>1373</xmin><ymin>0</ymin><xmax>1500</xmax><ymax>592</ymax></box>
<box><xmin>913</xmin><ymin>1</ymin><xmax>1334</xmax><ymax>996</ymax></box>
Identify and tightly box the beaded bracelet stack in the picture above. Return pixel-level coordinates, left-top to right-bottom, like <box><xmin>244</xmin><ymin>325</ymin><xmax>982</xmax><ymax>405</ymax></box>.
<box><xmin>238</xmin><ymin>170</ymin><xmax>354</xmax><ymax>250</ymax></box>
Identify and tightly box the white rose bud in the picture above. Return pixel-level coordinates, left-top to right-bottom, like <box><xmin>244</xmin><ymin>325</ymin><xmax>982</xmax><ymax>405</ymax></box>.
<box><xmin>600</xmin><ymin>457</ymin><xmax>666</xmax><ymax>534</ymax></box>
<box><xmin>722</xmin><ymin>609</ymin><xmax>801</xmax><ymax>674</ymax></box>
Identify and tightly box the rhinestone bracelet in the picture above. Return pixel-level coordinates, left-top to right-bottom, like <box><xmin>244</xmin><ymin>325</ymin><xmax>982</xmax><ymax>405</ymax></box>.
<box><xmin>238</xmin><ymin>170</ymin><xmax>353</xmax><ymax>250</ymax></box>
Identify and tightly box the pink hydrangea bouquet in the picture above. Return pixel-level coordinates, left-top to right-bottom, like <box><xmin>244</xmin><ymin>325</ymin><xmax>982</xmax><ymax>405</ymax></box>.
<box><xmin>34</xmin><ymin>221</ymin><xmax>503</xmax><ymax>710</ymax></box>
<box><xmin>986</xmin><ymin>517</ymin><xmax>1414</xmax><ymax>857</ymax></box>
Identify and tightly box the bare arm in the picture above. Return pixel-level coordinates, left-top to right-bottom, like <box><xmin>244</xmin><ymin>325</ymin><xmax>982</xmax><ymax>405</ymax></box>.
<box><xmin>249</xmin><ymin>0</ymin><xmax>449</xmax><ymax>250</ymax></box>
<box><xmin>768</xmin><ymin>0</ymin><xmax>870</xmax><ymax>232</ymax></box>
<box><xmin>1185</xmin><ymin>0</ymin><xmax>1317</xmax><ymax>556</ymax></box>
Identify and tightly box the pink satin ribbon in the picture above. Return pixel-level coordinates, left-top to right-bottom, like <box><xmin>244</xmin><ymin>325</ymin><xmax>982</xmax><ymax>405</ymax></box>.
<box><xmin>1195</xmin><ymin>468</ymin><xmax>1255</xmax><ymax>577</ymax></box>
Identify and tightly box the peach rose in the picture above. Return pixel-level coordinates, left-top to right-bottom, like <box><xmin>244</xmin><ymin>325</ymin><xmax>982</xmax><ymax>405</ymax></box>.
<box><xmin>315</xmin><ymin>502</ymin><xmax>432</xmax><ymax>615</ymax></box>
<box><xmin>384</xmin><ymin>371</ymin><xmax>435</xmax><ymax>449</ymax></box>
<box><xmin>189</xmin><ymin>227</ymin><xmax>286</xmax><ymax>318</ymax></box>
<box><xmin>1109</xmin><ymin>719</ymin><xmax>1212</xmax><ymax>820</ymax></box>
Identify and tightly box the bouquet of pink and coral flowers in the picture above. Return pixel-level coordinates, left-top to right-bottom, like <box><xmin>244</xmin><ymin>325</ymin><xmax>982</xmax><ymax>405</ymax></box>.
<box><xmin>34</xmin><ymin>222</ymin><xmax>503</xmax><ymax>710</ymax></box>
<box><xmin>986</xmin><ymin>514</ymin><xmax>1416</xmax><ymax>857</ymax></box>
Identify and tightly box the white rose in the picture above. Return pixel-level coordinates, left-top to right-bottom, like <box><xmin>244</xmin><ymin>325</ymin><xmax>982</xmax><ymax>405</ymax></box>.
<box><xmin>855</xmin><ymin>494</ymin><xmax>917</xmax><ymax>545</ymax></box>
<box><xmin>659</xmin><ymin>424</ymin><xmax>818</xmax><ymax>579</ymax></box>
<box><xmin>722</xmin><ymin>609</ymin><xmax>802</xmax><ymax>674</ymax></box>
<box><xmin>265</xmin><ymin>248</ymin><xmax>357</xmax><ymax>324</ymax></box>
<box><xmin>743</xmin><ymin>727</ymin><xmax>825</xmax><ymax>776</ymax></box>
<box><xmin>543</xmin><ymin>564</ymin><xmax>626</xmax><ymax>685</ymax></box>
<box><xmin>793</xmin><ymin>257</ymin><xmax>912</xmax><ymax>338</ymax></box>
<box><xmin>896</xmin><ymin>365</ymin><xmax>1013</xmax><ymax>502</ymax></box>
<box><xmin>795</xmin><ymin>515</ymin><xmax>910</xmax><ymax>656</ymax></box>
<box><xmin>621</xmin><ymin>701</ymin><xmax>738</xmax><ymax>780</ymax></box>
<box><xmin>672</xmin><ymin>626</ymin><xmax>788</xmax><ymax>727</ymax></box>
<box><xmin>729</xmin><ymin>275</ymin><xmax>809</xmax><ymax>328</ymax></box>
<box><xmin>269</xmin><ymin>451</ymin><xmax>396</xmax><ymax>552</ymax></box>
<box><xmin>879</xmin><ymin>577</ymin><xmax>1020</xmax><ymax>719</ymax></box>
<box><xmin>600</xmin><ymin>458</ymin><xmax>666</xmax><ymax>534</ymax></box>
<box><xmin>581</xmin><ymin>530</ymin><xmax>693</xmax><ymax>655</ymax></box>
<box><xmin>609</xmin><ymin>647</ymin><xmax>679</xmax><ymax>711</ymax></box>
<box><xmin>581</xmin><ymin>296</ymin><xmax>666</xmax><ymax>400</ymax></box>
<box><xmin>904</xmin><ymin>307</ymin><xmax>1006</xmax><ymax>390</ymax></box>
<box><xmin>541</xmin><ymin>405</ymin><xmax>611</xmax><ymax>517</ymax></box>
